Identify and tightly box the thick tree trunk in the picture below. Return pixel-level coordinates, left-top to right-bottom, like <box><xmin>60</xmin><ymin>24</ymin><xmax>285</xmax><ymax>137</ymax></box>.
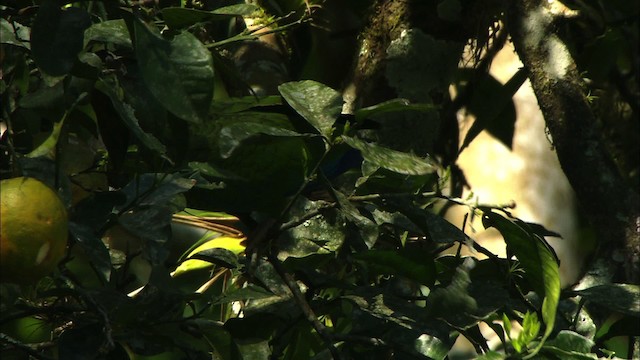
<box><xmin>506</xmin><ymin>0</ymin><xmax>640</xmax><ymax>284</ymax></box>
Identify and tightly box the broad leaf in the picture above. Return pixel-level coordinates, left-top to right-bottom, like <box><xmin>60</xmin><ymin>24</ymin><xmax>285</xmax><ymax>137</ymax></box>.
<box><xmin>332</xmin><ymin>190</ymin><xmax>379</xmax><ymax>248</ymax></box>
<box><xmin>342</xmin><ymin>136</ymin><xmax>435</xmax><ymax>175</ymax></box>
<box><xmin>96</xmin><ymin>77</ymin><xmax>168</xmax><ymax>156</ymax></box>
<box><xmin>219</xmin><ymin>121</ymin><xmax>310</xmax><ymax>159</ymax></box>
<box><xmin>162</xmin><ymin>4</ymin><xmax>260</xmax><ymax>29</ymax></box>
<box><xmin>1</xmin><ymin>18</ymin><xmax>30</xmax><ymax>49</ymax></box>
<box><xmin>354</xmin><ymin>98</ymin><xmax>438</xmax><ymax>122</ymax></box>
<box><xmin>31</xmin><ymin>0</ymin><xmax>91</xmax><ymax>76</ymax></box>
<box><xmin>482</xmin><ymin>210</ymin><xmax>560</xmax><ymax>354</ymax></box>
<box><xmin>542</xmin><ymin>330</ymin><xmax>597</xmax><ymax>359</ymax></box>
<box><xmin>354</xmin><ymin>249</ymin><xmax>435</xmax><ymax>286</ymax></box>
<box><xmin>84</xmin><ymin>19</ymin><xmax>131</xmax><ymax>48</ymax></box>
<box><xmin>279</xmin><ymin>80</ymin><xmax>343</xmax><ymax>138</ymax></box>
<box><xmin>134</xmin><ymin>19</ymin><xmax>214</xmax><ymax>123</ymax></box>
<box><xmin>575</xmin><ymin>284</ymin><xmax>640</xmax><ymax>317</ymax></box>
<box><xmin>68</xmin><ymin>222</ymin><xmax>112</xmax><ymax>282</ymax></box>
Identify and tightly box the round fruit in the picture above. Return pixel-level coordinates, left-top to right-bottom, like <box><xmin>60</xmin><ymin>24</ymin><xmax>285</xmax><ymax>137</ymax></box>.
<box><xmin>1</xmin><ymin>177</ymin><xmax>68</xmax><ymax>284</ymax></box>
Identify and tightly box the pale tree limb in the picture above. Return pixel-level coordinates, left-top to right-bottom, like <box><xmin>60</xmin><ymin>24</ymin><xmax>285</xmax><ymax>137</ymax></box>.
<box><xmin>506</xmin><ymin>0</ymin><xmax>640</xmax><ymax>285</ymax></box>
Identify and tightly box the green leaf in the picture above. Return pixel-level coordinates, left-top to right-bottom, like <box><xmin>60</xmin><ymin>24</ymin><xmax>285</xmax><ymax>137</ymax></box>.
<box><xmin>542</xmin><ymin>330</ymin><xmax>597</xmax><ymax>359</ymax></box>
<box><xmin>95</xmin><ymin>77</ymin><xmax>168</xmax><ymax>156</ymax></box>
<box><xmin>514</xmin><ymin>312</ymin><xmax>540</xmax><ymax>353</ymax></box>
<box><xmin>211</xmin><ymin>285</ymin><xmax>275</xmax><ymax>306</ymax></box>
<box><xmin>279</xmin><ymin>197</ymin><xmax>346</xmax><ymax>259</ymax></box>
<box><xmin>185</xmin><ymin>247</ymin><xmax>240</xmax><ymax>270</ymax></box>
<box><xmin>482</xmin><ymin>211</ymin><xmax>560</xmax><ymax>356</ymax></box>
<box><xmin>0</xmin><ymin>18</ymin><xmax>30</xmax><ymax>49</ymax></box>
<box><xmin>26</xmin><ymin>119</ymin><xmax>64</xmax><ymax>159</ymax></box>
<box><xmin>354</xmin><ymin>98</ymin><xmax>438</xmax><ymax>122</ymax></box>
<box><xmin>118</xmin><ymin>205</ymin><xmax>173</xmax><ymax>265</ymax></box>
<box><xmin>210</xmin><ymin>95</ymin><xmax>282</xmax><ymax>115</ymax></box>
<box><xmin>279</xmin><ymin>80</ymin><xmax>343</xmax><ymax>138</ymax></box>
<box><xmin>83</xmin><ymin>19</ymin><xmax>132</xmax><ymax>48</ymax></box>
<box><xmin>344</xmin><ymin>287</ymin><xmax>451</xmax><ymax>359</ymax></box>
<box><xmin>354</xmin><ymin>249</ymin><xmax>435</xmax><ymax>286</ymax></box>
<box><xmin>342</xmin><ymin>136</ymin><xmax>436</xmax><ymax>175</ymax></box>
<box><xmin>134</xmin><ymin>18</ymin><xmax>214</xmax><ymax>123</ymax></box>
<box><xmin>332</xmin><ymin>190</ymin><xmax>379</xmax><ymax>248</ymax></box>
<box><xmin>211</xmin><ymin>3</ymin><xmax>261</xmax><ymax>16</ymax></box>
<box><xmin>58</xmin><ymin>324</ymin><xmax>105</xmax><ymax>360</ymax></box>
<box><xmin>68</xmin><ymin>222</ymin><xmax>112</xmax><ymax>282</ymax></box>
<box><xmin>18</xmin><ymin>81</ymin><xmax>64</xmax><ymax>109</ymax></box>
<box><xmin>425</xmin><ymin>260</ymin><xmax>479</xmax><ymax>327</ymax></box>
<box><xmin>476</xmin><ymin>351</ymin><xmax>507</xmax><ymax>360</ymax></box>
<box><xmin>31</xmin><ymin>0</ymin><xmax>91</xmax><ymax>76</ymax></box>
<box><xmin>162</xmin><ymin>4</ymin><xmax>260</xmax><ymax>29</ymax></box>
<box><xmin>219</xmin><ymin>121</ymin><xmax>310</xmax><ymax>158</ymax></box>
<box><xmin>575</xmin><ymin>284</ymin><xmax>640</xmax><ymax>317</ymax></box>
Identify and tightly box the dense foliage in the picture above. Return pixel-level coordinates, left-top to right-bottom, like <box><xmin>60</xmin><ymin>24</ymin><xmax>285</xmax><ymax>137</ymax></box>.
<box><xmin>1</xmin><ymin>1</ymin><xmax>638</xmax><ymax>359</ymax></box>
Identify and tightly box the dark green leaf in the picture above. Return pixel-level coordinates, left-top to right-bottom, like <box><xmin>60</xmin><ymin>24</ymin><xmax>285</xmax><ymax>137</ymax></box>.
<box><xmin>369</xmin><ymin>208</ymin><xmax>424</xmax><ymax>235</ymax></box>
<box><xmin>119</xmin><ymin>173</ymin><xmax>195</xmax><ymax>208</ymax></box>
<box><xmin>118</xmin><ymin>205</ymin><xmax>173</xmax><ymax>264</ymax></box>
<box><xmin>332</xmin><ymin>190</ymin><xmax>378</xmax><ymax>248</ymax></box>
<box><xmin>219</xmin><ymin>121</ymin><xmax>309</xmax><ymax>158</ymax></box>
<box><xmin>279</xmin><ymin>80</ymin><xmax>343</xmax><ymax>138</ymax></box>
<box><xmin>95</xmin><ymin>77</ymin><xmax>168</xmax><ymax>156</ymax></box>
<box><xmin>18</xmin><ymin>81</ymin><xmax>64</xmax><ymax>109</ymax></box>
<box><xmin>31</xmin><ymin>0</ymin><xmax>91</xmax><ymax>76</ymax></box>
<box><xmin>83</xmin><ymin>19</ymin><xmax>131</xmax><ymax>48</ymax></box>
<box><xmin>482</xmin><ymin>211</ymin><xmax>560</xmax><ymax>350</ymax></box>
<box><xmin>342</xmin><ymin>136</ymin><xmax>436</xmax><ymax>175</ymax></box>
<box><xmin>354</xmin><ymin>249</ymin><xmax>436</xmax><ymax>286</ymax></box>
<box><xmin>162</xmin><ymin>4</ymin><xmax>260</xmax><ymax>29</ymax></box>
<box><xmin>188</xmin><ymin>248</ymin><xmax>239</xmax><ymax>269</ymax></box>
<box><xmin>211</xmin><ymin>4</ymin><xmax>261</xmax><ymax>16</ymax></box>
<box><xmin>58</xmin><ymin>324</ymin><xmax>105</xmax><ymax>360</ymax></box>
<box><xmin>134</xmin><ymin>19</ymin><xmax>214</xmax><ymax>123</ymax></box>
<box><xmin>279</xmin><ymin>197</ymin><xmax>346</xmax><ymax>259</ymax></box>
<box><xmin>575</xmin><ymin>284</ymin><xmax>640</xmax><ymax>317</ymax></box>
<box><xmin>426</xmin><ymin>260</ymin><xmax>479</xmax><ymax>327</ymax></box>
<box><xmin>68</xmin><ymin>222</ymin><xmax>112</xmax><ymax>282</ymax></box>
<box><xmin>354</xmin><ymin>98</ymin><xmax>438</xmax><ymax>122</ymax></box>
<box><xmin>542</xmin><ymin>330</ymin><xmax>597</xmax><ymax>359</ymax></box>
<box><xmin>211</xmin><ymin>285</ymin><xmax>275</xmax><ymax>305</ymax></box>
<box><xmin>210</xmin><ymin>95</ymin><xmax>282</xmax><ymax>115</ymax></box>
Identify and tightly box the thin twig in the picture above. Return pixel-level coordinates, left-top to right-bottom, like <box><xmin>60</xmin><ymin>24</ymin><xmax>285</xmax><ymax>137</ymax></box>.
<box><xmin>268</xmin><ymin>252</ymin><xmax>342</xmax><ymax>360</ymax></box>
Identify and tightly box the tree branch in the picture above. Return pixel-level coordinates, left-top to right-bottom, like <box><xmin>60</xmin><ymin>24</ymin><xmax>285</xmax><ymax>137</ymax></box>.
<box><xmin>506</xmin><ymin>0</ymin><xmax>640</xmax><ymax>284</ymax></box>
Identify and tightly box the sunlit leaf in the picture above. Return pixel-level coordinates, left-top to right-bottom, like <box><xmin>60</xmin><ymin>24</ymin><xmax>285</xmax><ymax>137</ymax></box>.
<box><xmin>279</xmin><ymin>80</ymin><xmax>343</xmax><ymax>138</ymax></box>
<box><xmin>482</xmin><ymin>210</ymin><xmax>560</xmax><ymax>354</ymax></box>
<box><xmin>342</xmin><ymin>136</ymin><xmax>436</xmax><ymax>175</ymax></box>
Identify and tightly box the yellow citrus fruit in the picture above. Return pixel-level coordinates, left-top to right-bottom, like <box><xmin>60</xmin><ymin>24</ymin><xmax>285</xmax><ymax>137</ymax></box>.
<box><xmin>0</xmin><ymin>177</ymin><xmax>68</xmax><ymax>284</ymax></box>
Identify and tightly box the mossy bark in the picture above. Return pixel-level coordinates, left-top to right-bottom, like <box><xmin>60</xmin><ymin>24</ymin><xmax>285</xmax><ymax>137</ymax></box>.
<box><xmin>507</xmin><ymin>0</ymin><xmax>640</xmax><ymax>284</ymax></box>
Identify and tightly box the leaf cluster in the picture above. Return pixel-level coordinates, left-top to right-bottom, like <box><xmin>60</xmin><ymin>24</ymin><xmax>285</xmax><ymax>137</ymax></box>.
<box><xmin>0</xmin><ymin>1</ymin><xmax>638</xmax><ymax>360</ymax></box>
